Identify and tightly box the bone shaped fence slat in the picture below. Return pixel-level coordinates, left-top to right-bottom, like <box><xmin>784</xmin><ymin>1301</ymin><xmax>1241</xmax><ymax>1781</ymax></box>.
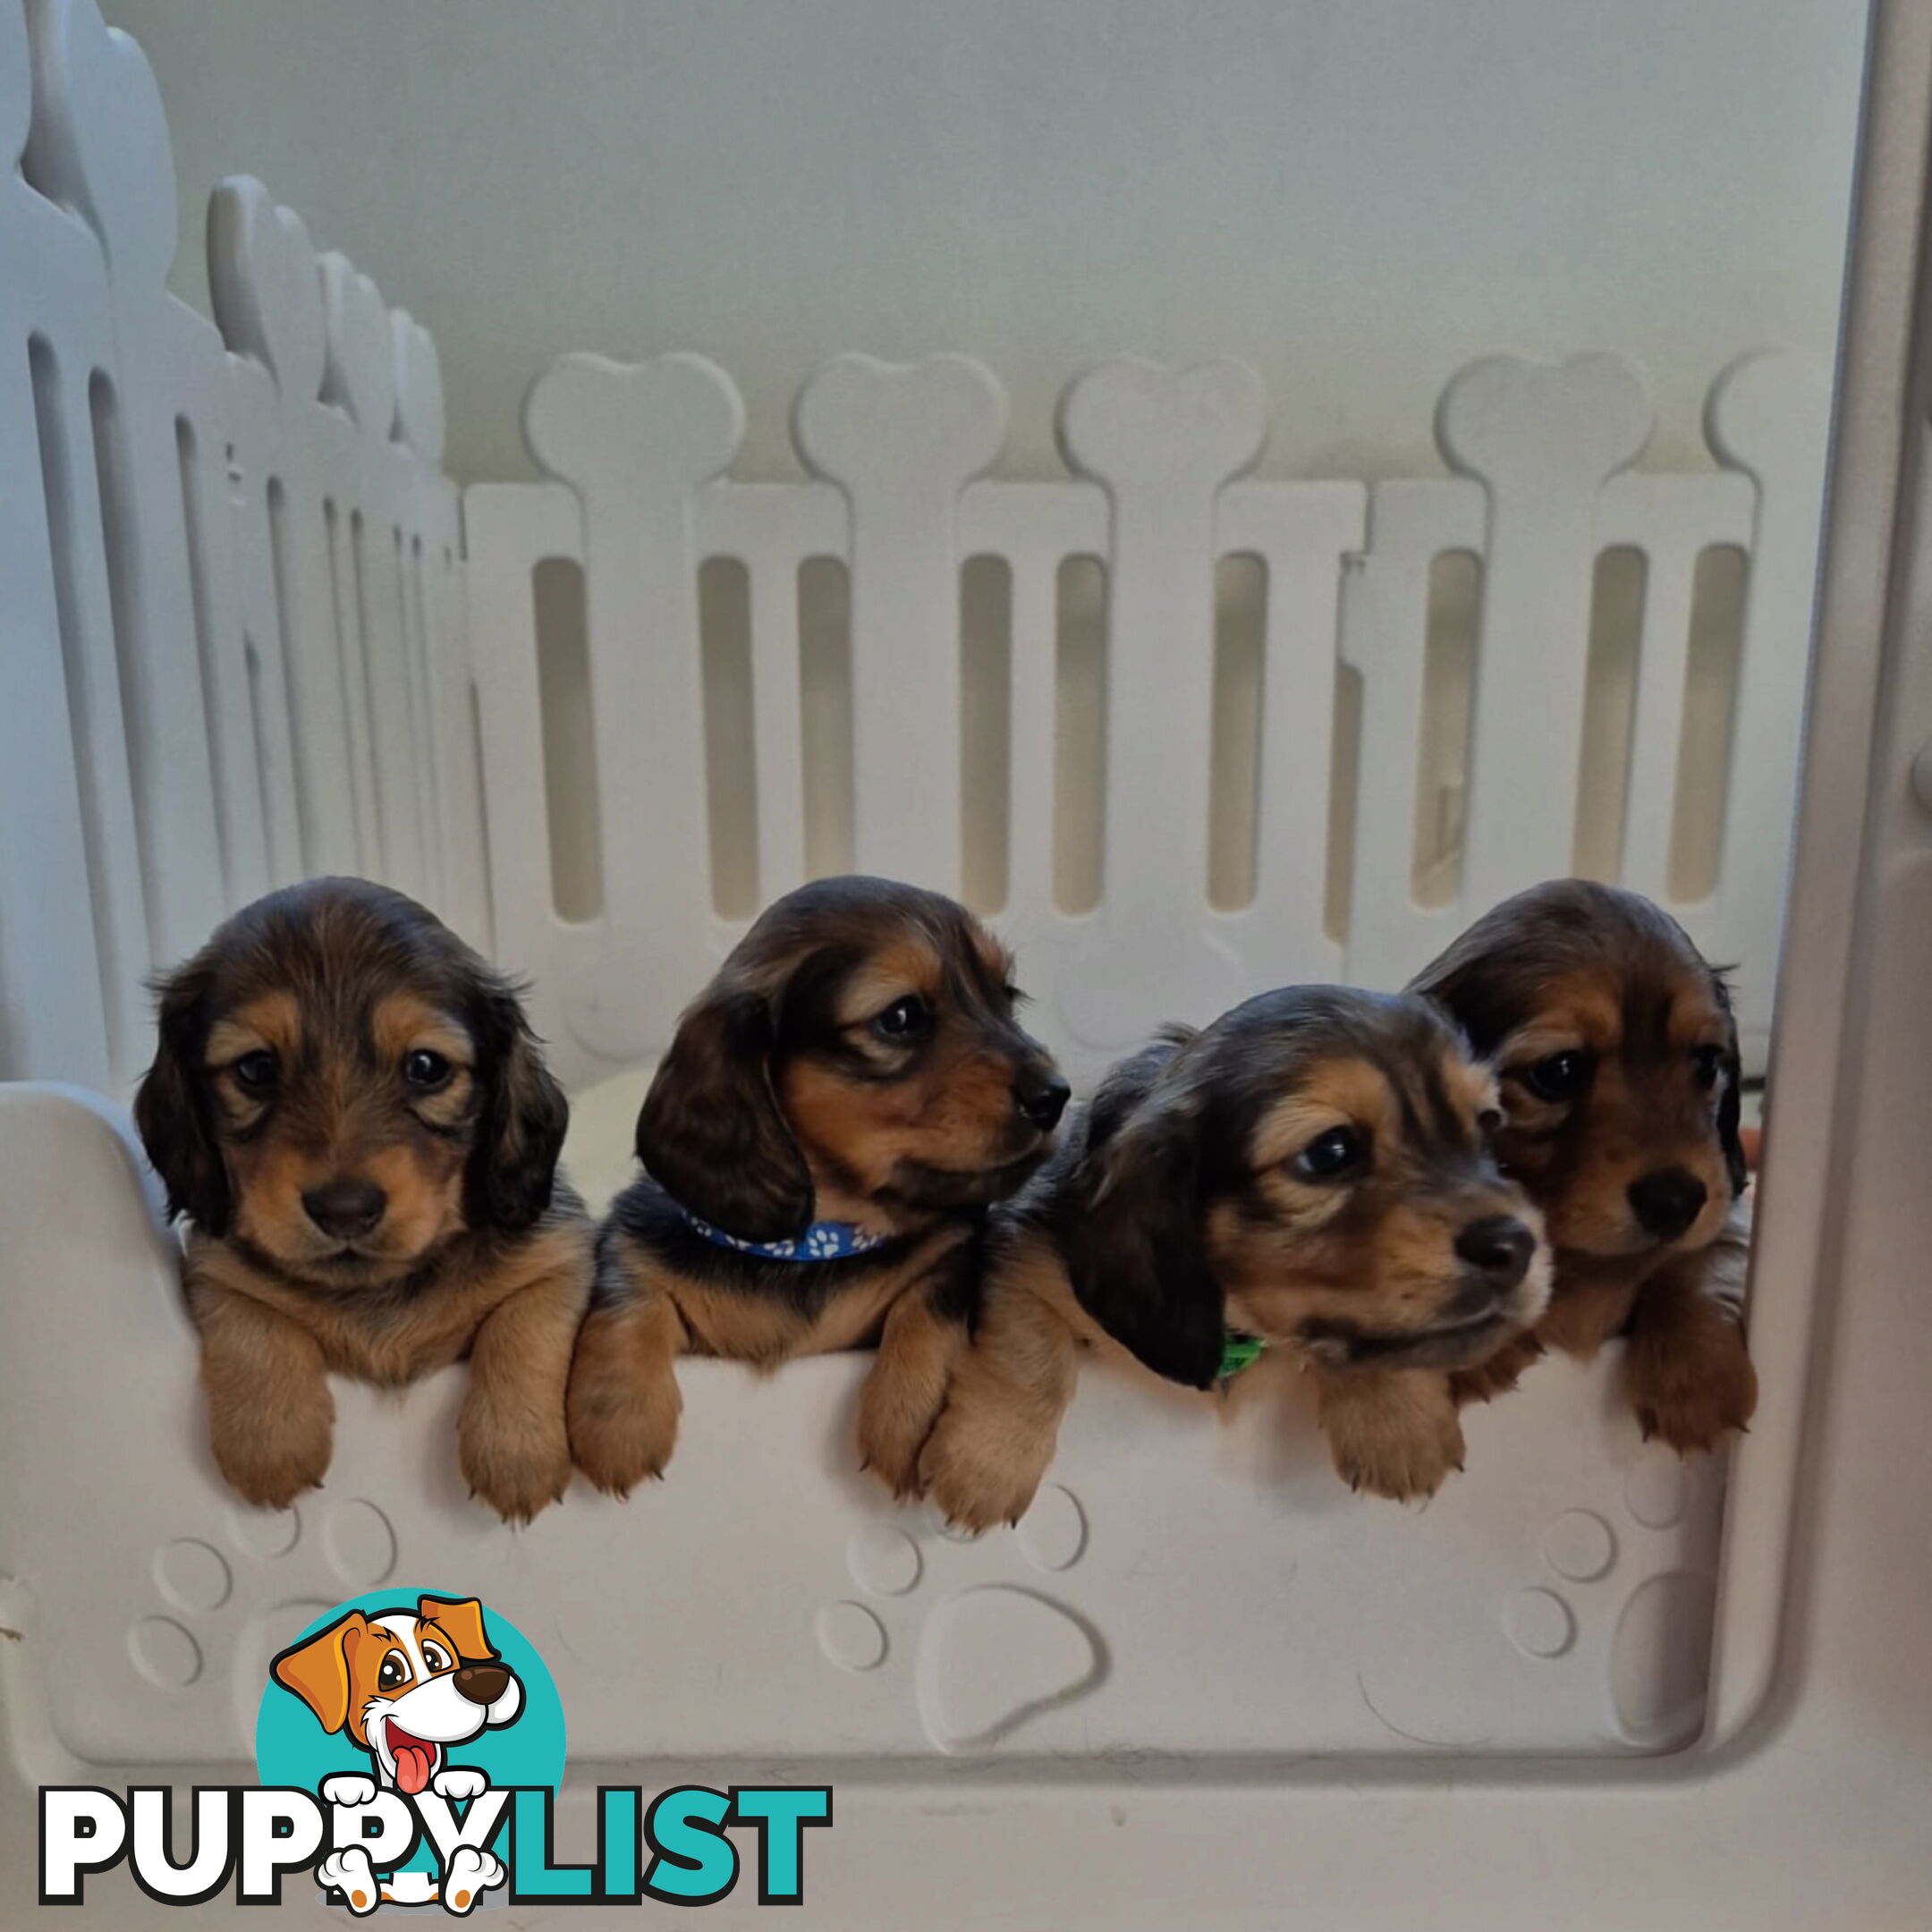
<box><xmin>25</xmin><ymin>0</ymin><xmax>227</xmax><ymax>968</ymax></box>
<box><xmin>794</xmin><ymin>355</ymin><xmax>1010</xmax><ymax>891</ymax></box>
<box><xmin>208</xmin><ymin>180</ymin><xmax>360</xmax><ymax>882</ymax></box>
<box><xmin>1437</xmin><ymin>354</ymin><xmax>1657</xmax><ymax>931</ymax></box>
<box><xmin>523</xmin><ymin>352</ymin><xmax>744</xmax><ymax>1063</ymax></box>
<box><xmin>0</xmin><ymin>2</ymin><xmax>117</xmax><ymax>1088</ymax></box>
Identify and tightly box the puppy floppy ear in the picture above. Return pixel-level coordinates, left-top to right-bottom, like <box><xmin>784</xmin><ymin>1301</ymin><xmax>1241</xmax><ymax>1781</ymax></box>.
<box><xmin>1064</xmin><ymin>1097</ymin><xmax>1225</xmax><ymax>1391</ymax></box>
<box><xmin>636</xmin><ymin>983</ymin><xmax>813</xmax><ymax>1243</ymax></box>
<box><xmin>419</xmin><ymin>1595</ymin><xmax>496</xmax><ymax>1663</ymax></box>
<box><xmin>1712</xmin><ymin>970</ymin><xmax>1748</xmax><ymax>1199</ymax></box>
<box><xmin>132</xmin><ymin>955</ymin><xmax>231</xmax><ymax>1233</ymax></box>
<box><xmin>468</xmin><ymin>979</ymin><xmax>569</xmax><ymax>1234</ymax></box>
<box><xmin>271</xmin><ymin>1611</ymin><xmax>368</xmax><ymax>1736</ymax></box>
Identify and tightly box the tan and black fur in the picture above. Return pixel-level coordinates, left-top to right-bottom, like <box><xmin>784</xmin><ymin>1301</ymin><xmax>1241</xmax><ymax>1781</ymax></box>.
<box><xmin>915</xmin><ymin>987</ymin><xmax>1552</xmax><ymax>1530</ymax></box>
<box><xmin>133</xmin><ymin>877</ymin><xmax>593</xmax><ymax>1521</ymax></box>
<box><xmin>566</xmin><ymin>876</ymin><xmax>1069</xmax><ymax>1496</ymax></box>
<box><xmin>1408</xmin><ymin>877</ymin><xmax>1757</xmax><ymax>1451</ymax></box>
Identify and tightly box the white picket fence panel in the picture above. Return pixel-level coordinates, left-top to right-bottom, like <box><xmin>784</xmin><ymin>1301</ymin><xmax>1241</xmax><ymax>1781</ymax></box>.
<box><xmin>473</xmin><ymin>346</ymin><xmax>1826</xmax><ymax>1091</ymax></box>
<box><xmin>0</xmin><ymin>0</ymin><xmax>484</xmax><ymax>1095</ymax></box>
<box><xmin>0</xmin><ymin>0</ymin><xmax>1828</xmax><ymax>1102</ymax></box>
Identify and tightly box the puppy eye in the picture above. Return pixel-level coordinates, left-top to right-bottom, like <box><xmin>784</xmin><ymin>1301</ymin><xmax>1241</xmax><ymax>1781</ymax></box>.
<box><xmin>420</xmin><ymin>1642</ymin><xmax>450</xmax><ymax>1672</ymax></box>
<box><xmin>1293</xmin><ymin>1125</ymin><xmax>1365</xmax><ymax>1181</ymax></box>
<box><xmin>377</xmin><ymin>1654</ymin><xmax>408</xmax><ymax>1691</ymax></box>
<box><xmin>1520</xmin><ymin>1049</ymin><xmax>1590</xmax><ymax>1104</ymax></box>
<box><xmin>231</xmin><ymin>1049</ymin><xmax>278</xmax><ymax>1095</ymax></box>
<box><xmin>1004</xmin><ymin>983</ymin><xmax>1029</xmax><ymax>1007</ymax></box>
<box><xmin>403</xmin><ymin>1049</ymin><xmax>453</xmax><ymax>1090</ymax></box>
<box><xmin>1691</xmin><ymin>1044</ymin><xmax>1726</xmax><ymax>1090</ymax></box>
<box><xmin>1479</xmin><ymin>1106</ymin><xmax>1504</xmax><ymax>1138</ymax></box>
<box><xmin>873</xmin><ymin>996</ymin><xmax>932</xmax><ymax>1042</ymax></box>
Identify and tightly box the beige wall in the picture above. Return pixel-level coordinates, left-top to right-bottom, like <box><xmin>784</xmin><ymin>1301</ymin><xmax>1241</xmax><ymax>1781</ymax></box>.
<box><xmin>113</xmin><ymin>0</ymin><xmax>1867</xmax><ymax>487</ymax></box>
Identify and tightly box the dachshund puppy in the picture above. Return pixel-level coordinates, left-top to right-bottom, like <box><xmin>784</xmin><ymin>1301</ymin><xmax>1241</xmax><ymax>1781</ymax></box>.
<box><xmin>916</xmin><ymin>987</ymin><xmax>1552</xmax><ymax>1530</ymax></box>
<box><xmin>566</xmin><ymin>876</ymin><xmax>1069</xmax><ymax>1497</ymax></box>
<box><xmin>134</xmin><ymin>877</ymin><xmax>592</xmax><ymax>1521</ymax></box>
<box><xmin>1409</xmin><ymin>878</ymin><xmax>1757</xmax><ymax>1452</ymax></box>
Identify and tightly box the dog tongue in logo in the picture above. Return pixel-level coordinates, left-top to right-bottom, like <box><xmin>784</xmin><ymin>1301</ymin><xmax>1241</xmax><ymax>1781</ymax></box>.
<box><xmin>387</xmin><ymin>1720</ymin><xmax>436</xmax><ymax>1795</ymax></box>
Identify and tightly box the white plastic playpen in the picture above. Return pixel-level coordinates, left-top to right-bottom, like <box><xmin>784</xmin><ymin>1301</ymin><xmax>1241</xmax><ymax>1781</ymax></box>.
<box><xmin>12</xmin><ymin>0</ymin><xmax>1932</xmax><ymax>1924</ymax></box>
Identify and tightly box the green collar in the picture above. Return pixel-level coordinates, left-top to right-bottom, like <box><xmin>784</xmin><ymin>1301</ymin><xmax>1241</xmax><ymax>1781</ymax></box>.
<box><xmin>1218</xmin><ymin>1329</ymin><xmax>1267</xmax><ymax>1382</ymax></box>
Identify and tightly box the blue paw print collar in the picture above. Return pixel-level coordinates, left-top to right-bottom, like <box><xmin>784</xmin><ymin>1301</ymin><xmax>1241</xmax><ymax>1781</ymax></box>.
<box><xmin>680</xmin><ymin>1209</ymin><xmax>886</xmax><ymax>1261</ymax></box>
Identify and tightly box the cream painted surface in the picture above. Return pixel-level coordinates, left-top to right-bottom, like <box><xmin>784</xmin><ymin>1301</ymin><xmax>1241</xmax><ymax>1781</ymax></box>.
<box><xmin>113</xmin><ymin>0</ymin><xmax>1863</xmax><ymax>485</ymax></box>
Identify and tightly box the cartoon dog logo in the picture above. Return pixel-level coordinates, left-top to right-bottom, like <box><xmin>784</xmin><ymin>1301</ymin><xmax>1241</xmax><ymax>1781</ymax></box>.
<box><xmin>271</xmin><ymin>1595</ymin><xmax>522</xmax><ymax>1912</ymax></box>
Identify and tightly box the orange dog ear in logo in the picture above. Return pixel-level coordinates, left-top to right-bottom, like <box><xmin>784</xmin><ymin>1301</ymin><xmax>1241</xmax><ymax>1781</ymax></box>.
<box><xmin>419</xmin><ymin>1595</ymin><xmax>495</xmax><ymax>1664</ymax></box>
<box><xmin>271</xmin><ymin>1611</ymin><xmax>369</xmax><ymax>1736</ymax></box>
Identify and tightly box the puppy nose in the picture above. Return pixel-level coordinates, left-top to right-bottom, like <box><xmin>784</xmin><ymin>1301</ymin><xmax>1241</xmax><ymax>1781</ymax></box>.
<box><xmin>1454</xmin><ymin>1215</ymin><xmax>1537</xmax><ymax>1290</ymax></box>
<box><xmin>453</xmin><ymin>1663</ymin><xmax>510</xmax><ymax>1706</ymax></box>
<box><xmin>1014</xmin><ymin>1068</ymin><xmax>1071</xmax><ymax>1130</ymax></box>
<box><xmin>1628</xmin><ymin>1168</ymin><xmax>1707</xmax><ymax>1241</ymax></box>
<box><xmin>301</xmin><ymin>1178</ymin><xmax>387</xmax><ymax>1241</ymax></box>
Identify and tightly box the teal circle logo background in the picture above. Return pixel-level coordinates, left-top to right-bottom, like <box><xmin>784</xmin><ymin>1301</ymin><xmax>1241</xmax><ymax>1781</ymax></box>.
<box><xmin>255</xmin><ymin>1589</ymin><xmax>565</xmax><ymax>1874</ymax></box>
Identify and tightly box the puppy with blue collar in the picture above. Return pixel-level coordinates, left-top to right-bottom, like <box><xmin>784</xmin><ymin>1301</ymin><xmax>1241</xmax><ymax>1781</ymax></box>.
<box><xmin>567</xmin><ymin>877</ymin><xmax>1069</xmax><ymax>1497</ymax></box>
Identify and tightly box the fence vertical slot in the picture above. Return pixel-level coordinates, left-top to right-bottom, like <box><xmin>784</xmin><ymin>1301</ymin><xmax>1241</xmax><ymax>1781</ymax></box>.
<box><xmin>174</xmin><ymin>416</ymin><xmax>232</xmax><ymax>900</ymax></box>
<box><xmin>1208</xmin><ymin>553</ymin><xmax>1267</xmax><ymax>912</ymax></box>
<box><xmin>1054</xmin><ymin>555</ymin><xmax>1108</xmax><ymax>916</ymax></box>
<box><xmin>1326</xmin><ymin>660</ymin><xmax>1364</xmax><ymax>945</ymax></box>
<box><xmin>799</xmin><ymin>556</ymin><xmax>855</xmax><ymax>882</ymax></box>
<box><xmin>1670</xmin><ymin>546</ymin><xmax>1749</xmax><ymax>904</ymax></box>
<box><xmin>960</xmin><ymin>555</ymin><xmax>1013</xmax><ymax>917</ymax></box>
<box><xmin>699</xmin><ymin>557</ymin><xmax>758</xmax><ymax>919</ymax></box>
<box><xmin>533</xmin><ymin>555</ymin><xmax>603</xmax><ymax>924</ymax></box>
<box><xmin>1573</xmin><ymin>547</ymin><xmax>1646</xmax><ymax>881</ymax></box>
<box><xmin>33</xmin><ymin>340</ymin><xmax>123</xmax><ymax>1071</ymax></box>
<box><xmin>1412</xmin><ymin>550</ymin><xmax>1480</xmax><ymax>908</ymax></box>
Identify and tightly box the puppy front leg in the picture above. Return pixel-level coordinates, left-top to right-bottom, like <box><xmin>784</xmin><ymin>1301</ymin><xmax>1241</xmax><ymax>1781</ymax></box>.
<box><xmin>1623</xmin><ymin>1216</ymin><xmax>1757</xmax><ymax>1454</ymax></box>
<box><xmin>459</xmin><ymin>1253</ymin><xmax>592</xmax><ymax>1523</ymax></box>
<box><xmin>1315</xmin><ymin>1367</ymin><xmax>1465</xmax><ymax>1502</ymax></box>
<box><xmin>856</xmin><ymin>1275</ymin><xmax>969</xmax><ymax>1500</ymax></box>
<box><xmin>191</xmin><ymin>1282</ymin><xmax>335</xmax><ymax>1508</ymax></box>
<box><xmin>919</xmin><ymin>1250</ymin><xmax>1080</xmax><ymax>1533</ymax></box>
<box><xmin>566</xmin><ymin>1250</ymin><xmax>688</xmax><ymax>1496</ymax></box>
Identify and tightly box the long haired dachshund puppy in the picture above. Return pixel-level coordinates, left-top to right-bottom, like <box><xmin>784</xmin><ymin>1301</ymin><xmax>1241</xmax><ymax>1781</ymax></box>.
<box><xmin>134</xmin><ymin>877</ymin><xmax>592</xmax><ymax>1521</ymax></box>
<box><xmin>1409</xmin><ymin>878</ymin><xmax>1757</xmax><ymax>1452</ymax></box>
<box><xmin>916</xmin><ymin>987</ymin><xmax>1552</xmax><ymax>1530</ymax></box>
<box><xmin>566</xmin><ymin>876</ymin><xmax>1069</xmax><ymax>1497</ymax></box>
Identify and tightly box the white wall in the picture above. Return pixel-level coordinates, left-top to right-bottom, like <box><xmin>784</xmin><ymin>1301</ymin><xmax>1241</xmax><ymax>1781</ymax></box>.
<box><xmin>111</xmin><ymin>0</ymin><xmax>1868</xmax><ymax>486</ymax></box>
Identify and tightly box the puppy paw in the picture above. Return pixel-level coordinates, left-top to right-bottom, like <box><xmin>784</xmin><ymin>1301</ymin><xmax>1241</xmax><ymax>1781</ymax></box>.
<box><xmin>318</xmin><ymin>1848</ymin><xmax>379</xmax><ymax>1916</ymax></box>
<box><xmin>431</xmin><ymin>1767</ymin><xmax>488</xmax><ymax>1802</ymax></box>
<box><xmin>441</xmin><ymin>1846</ymin><xmax>504</xmax><ymax>1915</ymax></box>
<box><xmin>567</xmin><ymin>1372</ymin><xmax>682</xmax><ymax>1497</ymax></box>
<box><xmin>458</xmin><ymin>1404</ymin><xmax>573</xmax><ymax>1524</ymax></box>
<box><xmin>320</xmin><ymin>1773</ymin><xmax>377</xmax><ymax>1809</ymax></box>
<box><xmin>918</xmin><ymin>1404</ymin><xmax>1055</xmax><ymax>1535</ymax></box>
<box><xmin>855</xmin><ymin>1377</ymin><xmax>945</xmax><ymax>1504</ymax></box>
<box><xmin>1320</xmin><ymin>1372</ymin><xmax>1466</xmax><ymax>1502</ymax></box>
<box><xmin>210</xmin><ymin>1405</ymin><xmax>333</xmax><ymax>1510</ymax></box>
<box><xmin>1627</xmin><ymin>1318</ymin><xmax>1758</xmax><ymax>1456</ymax></box>
<box><xmin>1449</xmin><ymin>1332</ymin><xmax>1546</xmax><ymax>1408</ymax></box>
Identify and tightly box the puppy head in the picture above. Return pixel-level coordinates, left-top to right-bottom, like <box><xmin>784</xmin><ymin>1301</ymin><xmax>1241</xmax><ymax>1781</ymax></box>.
<box><xmin>1409</xmin><ymin>878</ymin><xmax>1742</xmax><ymax>1260</ymax></box>
<box><xmin>133</xmin><ymin>877</ymin><xmax>567</xmax><ymax>1286</ymax></box>
<box><xmin>271</xmin><ymin>1595</ymin><xmax>519</xmax><ymax>1792</ymax></box>
<box><xmin>1064</xmin><ymin>989</ymin><xmax>1549</xmax><ymax>1388</ymax></box>
<box><xmin>636</xmin><ymin>876</ymin><xmax>1068</xmax><ymax>1242</ymax></box>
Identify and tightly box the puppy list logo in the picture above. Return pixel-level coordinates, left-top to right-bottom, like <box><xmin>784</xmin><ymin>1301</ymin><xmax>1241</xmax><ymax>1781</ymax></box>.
<box><xmin>39</xmin><ymin>1589</ymin><xmax>831</xmax><ymax>1912</ymax></box>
